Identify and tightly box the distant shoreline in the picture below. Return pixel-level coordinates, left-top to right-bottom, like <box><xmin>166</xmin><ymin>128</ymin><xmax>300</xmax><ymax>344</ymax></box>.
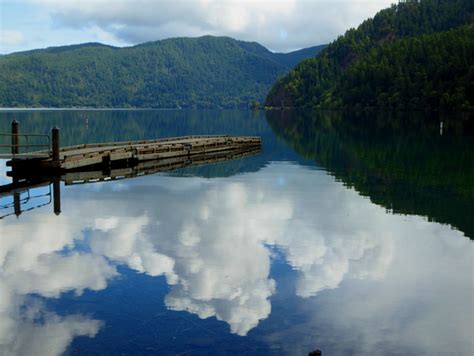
<box><xmin>0</xmin><ymin>107</ymin><xmax>232</xmax><ymax>111</ymax></box>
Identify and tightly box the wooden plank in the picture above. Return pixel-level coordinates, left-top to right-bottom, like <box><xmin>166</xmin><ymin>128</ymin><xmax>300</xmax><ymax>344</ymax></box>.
<box><xmin>63</xmin><ymin>167</ymin><xmax>134</xmax><ymax>184</ymax></box>
<box><xmin>136</xmin><ymin>150</ymin><xmax>188</xmax><ymax>161</ymax></box>
<box><xmin>57</xmin><ymin>137</ymin><xmax>259</xmax><ymax>158</ymax></box>
<box><xmin>109</xmin><ymin>151</ymin><xmax>133</xmax><ymax>161</ymax></box>
<box><xmin>62</xmin><ymin>156</ymin><xmax>103</xmax><ymax>170</ymax></box>
<box><xmin>59</xmin><ymin>146</ymin><xmax>261</xmax><ymax>186</ymax></box>
<box><xmin>11</xmin><ymin>135</ymin><xmax>261</xmax><ymax>172</ymax></box>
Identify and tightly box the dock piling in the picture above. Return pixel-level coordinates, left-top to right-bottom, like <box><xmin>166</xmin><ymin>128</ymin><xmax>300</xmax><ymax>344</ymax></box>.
<box><xmin>13</xmin><ymin>192</ymin><xmax>21</xmax><ymax>217</ymax></box>
<box><xmin>53</xmin><ymin>177</ymin><xmax>61</xmax><ymax>216</ymax></box>
<box><xmin>11</xmin><ymin>120</ymin><xmax>19</xmax><ymax>155</ymax></box>
<box><xmin>52</xmin><ymin>126</ymin><xmax>60</xmax><ymax>162</ymax></box>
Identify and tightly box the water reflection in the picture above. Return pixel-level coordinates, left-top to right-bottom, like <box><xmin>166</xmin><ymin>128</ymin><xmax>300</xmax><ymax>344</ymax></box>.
<box><xmin>0</xmin><ymin>110</ymin><xmax>285</xmax><ymax>176</ymax></box>
<box><xmin>0</xmin><ymin>210</ymin><xmax>116</xmax><ymax>355</ymax></box>
<box><xmin>0</xmin><ymin>146</ymin><xmax>260</xmax><ymax>219</ymax></box>
<box><xmin>266</xmin><ymin>110</ymin><xmax>474</xmax><ymax>239</ymax></box>
<box><xmin>0</xmin><ymin>109</ymin><xmax>472</xmax><ymax>355</ymax></box>
<box><xmin>1</xmin><ymin>162</ymin><xmax>472</xmax><ymax>354</ymax></box>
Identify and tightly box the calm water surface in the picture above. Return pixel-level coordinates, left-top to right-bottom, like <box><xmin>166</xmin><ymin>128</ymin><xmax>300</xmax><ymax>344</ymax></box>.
<box><xmin>0</xmin><ymin>110</ymin><xmax>473</xmax><ymax>355</ymax></box>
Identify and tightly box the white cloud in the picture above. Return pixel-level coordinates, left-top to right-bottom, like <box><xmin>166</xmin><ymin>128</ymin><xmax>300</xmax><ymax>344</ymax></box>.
<box><xmin>0</xmin><ymin>31</ymin><xmax>25</xmax><ymax>47</ymax></box>
<box><xmin>82</xmin><ymin>182</ymin><xmax>285</xmax><ymax>335</ymax></box>
<box><xmin>0</xmin><ymin>161</ymin><xmax>471</xmax><ymax>353</ymax></box>
<box><xmin>90</xmin><ymin>214</ymin><xmax>177</xmax><ymax>280</ymax></box>
<box><xmin>63</xmin><ymin>166</ymin><xmax>393</xmax><ymax>336</ymax></box>
<box><xmin>32</xmin><ymin>0</ymin><xmax>395</xmax><ymax>52</ymax></box>
<box><xmin>0</xmin><ymin>214</ymin><xmax>117</xmax><ymax>355</ymax></box>
<box><xmin>159</xmin><ymin>182</ymin><xmax>284</xmax><ymax>335</ymax></box>
<box><xmin>0</xmin><ymin>161</ymin><xmax>9</xmax><ymax>185</ymax></box>
<box><xmin>263</xmin><ymin>217</ymin><xmax>474</xmax><ymax>355</ymax></box>
<box><xmin>89</xmin><ymin>25</ymin><xmax>122</xmax><ymax>44</ymax></box>
<box><xmin>1</xmin><ymin>300</ymin><xmax>102</xmax><ymax>356</ymax></box>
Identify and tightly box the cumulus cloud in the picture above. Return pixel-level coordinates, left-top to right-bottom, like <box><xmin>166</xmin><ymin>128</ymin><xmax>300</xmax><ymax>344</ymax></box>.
<box><xmin>0</xmin><ymin>162</ymin><xmax>395</xmax><ymax>344</ymax></box>
<box><xmin>1</xmin><ymin>300</ymin><xmax>102</xmax><ymax>356</ymax></box>
<box><xmin>90</xmin><ymin>214</ymin><xmax>177</xmax><ymax>280</ymax></box>
<box><xmin>263</xmin><ymin>216</ymin><xmax>474</xmax><ymax>355</ymax></box>
<box><xmin>63</xmin><ymin>165</ymin><xmax>393</xmax><ymax>336</ymax></box>
<box><xmin>0</xmin><ymin>214</ymin><xmax>117</xmax><ymax>355</ymax></box>
<box><xmin>159</xmin><ymin>182</ymin><xmax>286</xmax><ymax>335</ymax></box>
<box><xmin>33</xmin><ymin>0</ymin><xmax>395</xmax><ymax>51</ymax></box>
<box><xmin>0</xmin><ymin>215</ymin><xmax>117</xmax><ymax>293</ymax></box>
<box><xmin>81</xmin><ymin>181</ymin><xmax>287</xmax><ymax>336</ymax></box>
<box><xmin>0</xmin><ymin>31</ymin><xmax>25</xmax><ymax>47</ymax></box>
<box><xmin>268</xmin><ymin>170</ymin><xmax>395</xmax><ymax>297</ymax></box>
<box><xmin>1</xmin><ymin>159</ymin><xmax>470</xmax><ymax>354</ymax></box>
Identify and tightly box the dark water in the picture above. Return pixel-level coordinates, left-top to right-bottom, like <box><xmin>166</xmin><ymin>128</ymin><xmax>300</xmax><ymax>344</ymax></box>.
<box><xmin>0</xmin><ymin>109</ymin><xmax>472</xmax><ymax>355</ymax></box>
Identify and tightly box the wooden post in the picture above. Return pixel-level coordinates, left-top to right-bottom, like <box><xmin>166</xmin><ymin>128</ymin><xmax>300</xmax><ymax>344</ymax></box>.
<box><xmin>52</xmin><ymin>126</ymin><xmax>60</xmax><ymax>162</ymax></box>
<box><xmin>53</xmin><ymin>177</ymin><xmax>61</xmax><ymax>216</ymax></box>
<box><xmin>11</xmin><ymin>120</ymin><xmax>19</xmax><ymax>155</ymax></box>
<box><xmin>13</xmin><ymin>192</ymin><xmax>21</xmax><ymax>217</ymax></box>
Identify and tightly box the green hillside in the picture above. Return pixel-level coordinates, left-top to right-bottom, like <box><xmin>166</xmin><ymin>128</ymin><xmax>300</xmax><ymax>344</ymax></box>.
<box><xmin>265</xmin><ymin>0</ymin><xmax>474</xmax><ymax>112</ymax></box>
<box><xmin>0</xmin><ymin>36</ymin><xmax>325</xmax><ymax>109</ymax></box>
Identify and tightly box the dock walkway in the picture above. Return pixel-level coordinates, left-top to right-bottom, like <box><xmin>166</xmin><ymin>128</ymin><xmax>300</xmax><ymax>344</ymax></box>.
<box><xmin>1</xmin><ymin>121</ymin><xmax>262</xmax><ymax>218</ymax></box>
<box><xmin>5</xmin><ymin>130</ymin><xmax>261</xmax><ymax>172</ymax></box>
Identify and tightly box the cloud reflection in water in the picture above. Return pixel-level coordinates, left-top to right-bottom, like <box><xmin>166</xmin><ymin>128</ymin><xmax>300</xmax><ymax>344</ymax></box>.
<box><xmin>0</xmin><ymin>162</ymin><xmax>472</xmax><ymax>354</ymax></box>
<box><xmin>0</xmin><ymin>215</ymin><xmax>116</xmax><ymax>356</ymax></box>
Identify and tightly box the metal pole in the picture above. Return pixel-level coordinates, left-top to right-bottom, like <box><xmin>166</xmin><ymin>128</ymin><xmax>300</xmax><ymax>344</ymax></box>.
<box><xmin>11</xmin><ymin>120</ymin><xmax>19</xmax><ymax>155</ymax></box>
<box><xmin>52</xmin><ymin>126</ymin><xmax>60</xmax><ymax>162</ymax></box>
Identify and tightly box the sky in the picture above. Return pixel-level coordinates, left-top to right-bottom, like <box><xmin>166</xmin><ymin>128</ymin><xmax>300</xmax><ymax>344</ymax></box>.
<box><xmin>0</xmin><ymin>0</ymin><xmax>394</xmax><ymax>54</ymax></box>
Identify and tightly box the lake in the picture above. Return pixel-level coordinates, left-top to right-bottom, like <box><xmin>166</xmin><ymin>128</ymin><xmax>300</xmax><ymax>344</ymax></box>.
<box><xmin>0</xmin><ymin>109</ymin><xmax>473</xmax><ymax>355</ymax></box>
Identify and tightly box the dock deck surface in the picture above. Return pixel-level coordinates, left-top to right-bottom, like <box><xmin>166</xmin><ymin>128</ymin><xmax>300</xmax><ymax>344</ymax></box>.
<box><xmin>7</xmin><ymin>135</ymin><xmax>261</xmax><ymax>171</ymax></box>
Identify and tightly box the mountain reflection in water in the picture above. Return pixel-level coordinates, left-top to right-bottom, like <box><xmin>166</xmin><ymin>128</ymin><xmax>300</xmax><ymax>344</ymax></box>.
<box><xmin>0</xmin><ymin>109</ymin><xmax>472</xmax><ymax>355</ymax></box>
<box><xmin>267</xmin><ymin>110</ymin><xmax>474</xmax><ymax>240</ymax></box>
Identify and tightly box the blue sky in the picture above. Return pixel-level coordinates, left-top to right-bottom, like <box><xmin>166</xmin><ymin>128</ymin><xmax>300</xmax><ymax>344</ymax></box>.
<box><xmin>0</xmin><ymin>0</ymin><xmax>394</xmax><ymax>54</ymax></box>
<box><xmin>0</xmin><ymin>1</ymin><xmax>125</xmax><ymax>54</ymax></box>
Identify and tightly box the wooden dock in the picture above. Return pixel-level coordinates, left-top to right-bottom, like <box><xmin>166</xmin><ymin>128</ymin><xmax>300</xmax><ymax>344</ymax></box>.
<box><xmin>1</xmin><ymin>146</ymin><xmax>261</xmax><ymax>219</ymax></box>
<box><xmin>2</xmin><ymin>121</ymin><xmax>261</xmax><ymax>172</ymax></box>
<box><xmin>0</xmin><ymin>121</ymin><xmax>262</xmax><ymax>219</ymax></box>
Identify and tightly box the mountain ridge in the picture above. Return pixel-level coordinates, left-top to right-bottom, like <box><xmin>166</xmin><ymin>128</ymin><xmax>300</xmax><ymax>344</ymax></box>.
<box><xmin>265</xmin><ymin>0</ymin><xmax>474</xmax><ymax>112</ymax></box>
<box><xmin>0</xmin><ymin>36</ymin><xmax>326</xmax><ymax>109</ymax></box>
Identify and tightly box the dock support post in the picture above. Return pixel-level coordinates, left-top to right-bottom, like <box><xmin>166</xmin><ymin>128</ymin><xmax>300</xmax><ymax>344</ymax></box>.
<box><xmin>13</xmin><ymin>192</ymin><xmax>21</xmax><ymax>217</ymax></box>
<box><xmin>52</xmin><ymin>126</ymin><xmax>60</xmax><ymax>162</ymax></box>
<box><xmin>53</xmin><ymin>177</ymin><xmax>61</xmax><ymax>216</ymax></box>
<box><xmin>11</xmin><ymin>120</ymin><xmax>19</xmax><ymax>155</ymax></box>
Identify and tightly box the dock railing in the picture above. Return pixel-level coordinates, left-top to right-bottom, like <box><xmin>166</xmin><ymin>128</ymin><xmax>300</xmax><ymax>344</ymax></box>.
<box><xmin>0</xmin><ymin>184</ymin><xmax>53</xmax><ymax>219</ymax></box>
<box><xmin>0</xmin><ymin>120</ymin><xmax>52</xmax><ymax>159</ymax></box>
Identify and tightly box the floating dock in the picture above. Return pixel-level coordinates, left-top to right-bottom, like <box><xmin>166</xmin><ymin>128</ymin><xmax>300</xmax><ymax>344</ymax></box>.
<box><xmin>0</xmin><ymin>146</ymin><xmax>261</xmax><ymax>219</ymax></box>
<box><xmin>1</xmin><ymin>121</ymin><xmax>261</xmax><ymax>173</ymax></box>
<box><xmin>0</xmin><ymin>121</ymin><xmax>262</xmax><ymax>218</ymax></box>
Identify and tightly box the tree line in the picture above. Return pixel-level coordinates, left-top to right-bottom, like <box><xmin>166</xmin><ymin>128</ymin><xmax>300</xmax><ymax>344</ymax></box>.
<box><xmin>265</xmin><ymin>0</ymin><xmax>474</xmax><ymax>112</ymax></box>
<box><xmin>0</xmin><ymin>37</ymin><xmax>324</xmax><ymax>109</ymax></box>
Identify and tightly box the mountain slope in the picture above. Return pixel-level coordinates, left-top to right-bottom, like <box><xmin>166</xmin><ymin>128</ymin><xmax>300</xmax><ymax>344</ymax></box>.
<box><xmin>0</xmin><ymin>36</ymin><xmax>322</xmax><ymax>109</ymax></box>
<box><xmin>265</xmin><ymin>0</ymin><xmax>474</xmax><ymax>111</ymax></box>
<box><xmin>340</xmin><ymin>24</ymin><xmax>474</xmax><ymax>110</ymax></box>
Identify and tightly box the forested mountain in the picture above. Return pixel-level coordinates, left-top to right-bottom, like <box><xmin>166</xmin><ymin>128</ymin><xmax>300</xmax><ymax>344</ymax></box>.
<box><xmin>0</xmin><ymin>36</ymin><xmax>325</xmax><ymax>109</ymax></box>
<box><xmin>266</xmin><ymin>0</ymin><xmax>474</xmax><ymax>111</ymax></box>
